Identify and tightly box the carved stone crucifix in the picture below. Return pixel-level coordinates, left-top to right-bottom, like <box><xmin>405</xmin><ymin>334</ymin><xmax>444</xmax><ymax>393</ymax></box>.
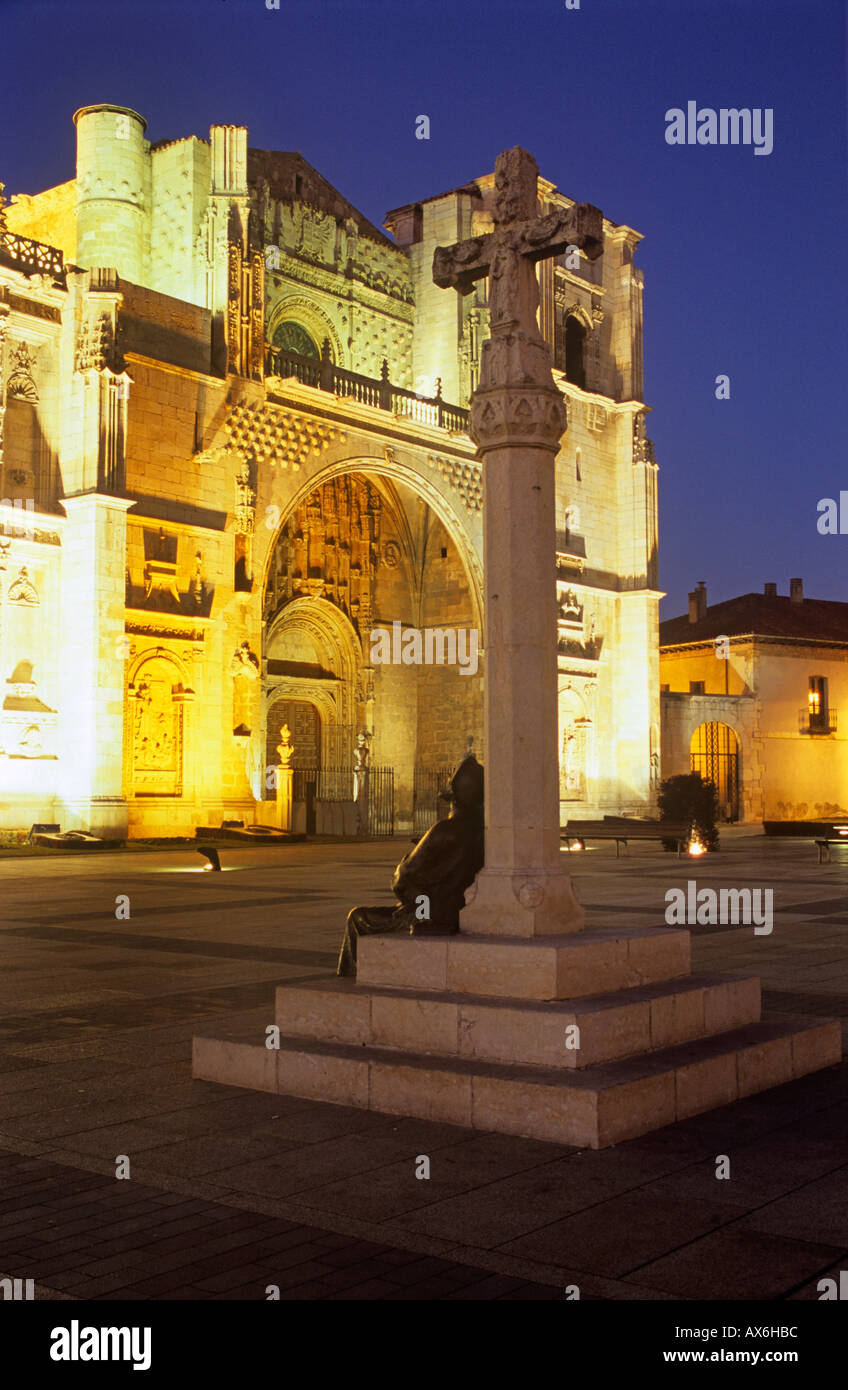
<box><xmin>432</xmin><ymin>147</ymin><xmax>603</xmax><ymax>938</ymax></box>
<box><xmin>434</xmin><ymin>146</ymin><xmax>602</xmax><ymax>410</ymax></box>
<box><xmin>434</xmin><ymin>147</ymin><xmax>601</xmax><ymax>332</ymax></box>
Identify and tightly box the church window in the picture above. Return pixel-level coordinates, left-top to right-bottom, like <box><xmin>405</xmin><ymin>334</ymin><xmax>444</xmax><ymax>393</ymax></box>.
<box><xmin>690</xmin><ymin>680</ymin><xmax>705</xmax><ymax>694</ymax></box>
<box><xmin>273</xmin><ymin>320</ymin><xmax>320</xmax><ymax>359</ymax></box>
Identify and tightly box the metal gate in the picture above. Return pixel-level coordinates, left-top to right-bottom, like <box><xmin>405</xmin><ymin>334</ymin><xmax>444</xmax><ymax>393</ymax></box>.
<box><xmin>366</xmin><ymin>766</ymin><xmax>395</xmax><ymax>838</ymax></box>
<box><xmin>413</xmin><ymin>766</ymin><xmax>454</xmax><ymax>838</ymax></box>
<box><xmin>291</xmin><ymin>765</ymin><xmax>394</xmax><ymax>838</ymax></box>
<box><xmin>690</xmin><ymin>722</ymin><xmax>740</xmax><ymax>822</ymax></box>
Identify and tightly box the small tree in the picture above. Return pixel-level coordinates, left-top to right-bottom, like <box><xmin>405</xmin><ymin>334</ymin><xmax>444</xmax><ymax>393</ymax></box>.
<box><xmin>658</xmin><ymin>772</ymin><xmax>720</xmax><ymax>852</ymax></box>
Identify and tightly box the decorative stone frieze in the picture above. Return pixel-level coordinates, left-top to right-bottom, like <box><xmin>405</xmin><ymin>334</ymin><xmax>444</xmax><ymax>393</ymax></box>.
<box><xmin>224</xmin><ymin>401</ymin><xmax>345</xmax><ymax>469</ymax></box>
<box><xmin>426</xmin><ymin>454</ymin><xmax>482</xmax><ymax>513</ymax></box>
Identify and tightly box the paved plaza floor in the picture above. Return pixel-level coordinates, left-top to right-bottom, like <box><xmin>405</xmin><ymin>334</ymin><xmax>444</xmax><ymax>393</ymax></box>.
<box><xmin>0</xmin><ymin>831</ymin><xmax>846</xmax><ymax>1300</ymax></box>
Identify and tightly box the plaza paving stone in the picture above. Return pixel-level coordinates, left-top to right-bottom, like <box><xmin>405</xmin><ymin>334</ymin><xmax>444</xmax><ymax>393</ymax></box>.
<box><xmin>0</xmin><ymin>832</ymin><xmax>846</xmax><ymax>1300</ymax></box>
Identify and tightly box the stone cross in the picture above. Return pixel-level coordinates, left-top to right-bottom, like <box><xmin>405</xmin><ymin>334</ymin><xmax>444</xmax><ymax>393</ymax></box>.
<box><xmin>433</xmin><ymin>147</ymin><xmax>603</xmax><ymax>937</ymax></box>
<box><xmin>434</xmin><ymin>146</ymin><xmax>602</xmax><ymax>375</ymax></box>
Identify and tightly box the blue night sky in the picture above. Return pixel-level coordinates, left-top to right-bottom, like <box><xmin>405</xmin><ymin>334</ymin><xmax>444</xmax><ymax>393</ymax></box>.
<box><xmin>2</xmin><ymin>0</ymin><xmax>845</xmax><ymax>617</ymax></box>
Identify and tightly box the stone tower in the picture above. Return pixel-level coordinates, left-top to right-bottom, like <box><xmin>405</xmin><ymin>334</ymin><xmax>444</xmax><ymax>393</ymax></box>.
<box><xmin>74</xmin><ymin>104</ymin><xmax>150</xmax><ymax>284</ymax></box>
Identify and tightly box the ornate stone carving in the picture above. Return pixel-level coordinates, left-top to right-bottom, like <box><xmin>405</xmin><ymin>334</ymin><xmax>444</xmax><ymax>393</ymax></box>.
<box><xmin>75</xmin><ymin>311</ymin><xmax>115</xmax><ymax>373</ymax></box>
<box><xmin>433</xmin><ymin>147</ymin><xmax>602</xmax><ymax>454</ymax></box>
<box><xmin>6</xmin><ymin>341</ymin><xmax>38</xmax><ymax>402</ymax></box>
<box><xmin>276</xmin><ymin>723</ymin><xmax>293</xmax><ymax>768</ymax></box>
<box><xmin>125</xmin><ymin>620</ymin><xmax>205</xmax><ymax>642</ymax></box>
<box><xmin>558</xmin><ymin>587</ymin><xmax>584</xmax><ymax>627</ymax></box>
<box><xmin>231</xmin><ymin>640</ymin><xmax>259</xmax><ymax>735</ymax></box>
<box><xmin>234</xmin><ymin>462</ymin><xmax>256</xmax><ymax>533</ymax></box>
<box><xmin>230</xmin><ymin>641</ymin><xmax>260</xmax><ymax>678</ymax></box>
<box><xmin>426</xmin><ymin>454</ymin><xmax>482</xmax><ymax>513</ymax></box>
<box><xmin>190</xmin><ymin>552</ymin><xmax>204</xmax><ymax>607</ymax></box>
<box><xmin>226</xmin><ymin>237</ymin><xmax>264</xmax><ymax>382</ymax></box>
<box><xmin>263</xmin><ymin>474</ymin><xmax>381</xmax><ymax>632</ymax></box>
<box><xmin>1</xmin><ymin>659</ymin><xmax>57</xmax><ymax>760</ymax></box>
<box><xmin>7</xmin><ymin>566</ymin><xmax>38</xmax><ymax>605</ymax></box>
<box><xmin>0</xmin><ymin>538</ymin><xmax>10</xmax><ymax>569</ymax></box>
<box><xmin>224</xmin><ymin>401</ymin><xmax>345</xmax><ymax>470</ymax></box>
<box><xmin>295</xmin><ymin>205</ymin><xmax>336</xmax><ymax>264</ymax></box>
<box><xmin>129</xmin><ymin>655</ymin><xmax>184</xmax><ymax>796</ymax></box>
<box><xmin>632</xmin><ymin>409</ymin><xmax>656</xmax><ymax>464</ymax></box>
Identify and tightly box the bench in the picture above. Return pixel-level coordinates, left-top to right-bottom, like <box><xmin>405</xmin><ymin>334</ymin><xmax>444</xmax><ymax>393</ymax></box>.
<box><xmin>561</xmin><ymin>819</ymin><xmax>691</xmax><ymax>858</ymax></box>
<box><xmin>814</xmin><ymin>826</ymin><xmax>848</xmax><ymax>864</ymax></box>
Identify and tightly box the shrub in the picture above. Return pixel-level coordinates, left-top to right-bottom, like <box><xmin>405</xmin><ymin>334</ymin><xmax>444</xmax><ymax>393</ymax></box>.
<box><xmin>658</xmin><ymin>772</ymin><xmax>720</xmax><ymax>853</ymax></box>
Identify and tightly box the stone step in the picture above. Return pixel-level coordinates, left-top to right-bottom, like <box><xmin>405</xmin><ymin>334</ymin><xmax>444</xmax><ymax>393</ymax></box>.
<box><xmin>274</xmin><ymin>971</ymin><xmax>762</xmax><ymax>1069</ymax></box>
<box><xmin>356</xmin><ymin>925</ymin><xmax>691</xmax><ymax>1000</ymax></box>
<box><xmin>192</xmin><ymin>1015</ymin><xmax>841</xmax><ymax>1149</ymax></box>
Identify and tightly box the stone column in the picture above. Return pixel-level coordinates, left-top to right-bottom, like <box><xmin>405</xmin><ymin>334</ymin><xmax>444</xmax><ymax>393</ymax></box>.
<box><xmin>58</xmin><ymin>494</ymin><xmax>133</xmax><ymax>837</ymax></box>
<box><xmin>459</xmin><ymin>338</ymin><xmax>585</xmax><ymax>938</ymax></box>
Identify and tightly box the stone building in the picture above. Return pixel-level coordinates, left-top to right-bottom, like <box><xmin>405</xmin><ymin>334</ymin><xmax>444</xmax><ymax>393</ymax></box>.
<box><xmin>0</xmin><ymin>103</ymin><xmax>660</xmax><ymax>837</ymax></box>
<box><xmin>660</xmin><ymin>579</ymin><xmax>848</xmax><ymax>823</ymax></box>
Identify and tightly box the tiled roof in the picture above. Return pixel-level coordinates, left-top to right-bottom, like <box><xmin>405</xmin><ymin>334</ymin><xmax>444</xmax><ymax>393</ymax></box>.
<box><xmin>660</xmin><ymin>593</ymin><xmax>848</xmax><ymax>646</ymax></box>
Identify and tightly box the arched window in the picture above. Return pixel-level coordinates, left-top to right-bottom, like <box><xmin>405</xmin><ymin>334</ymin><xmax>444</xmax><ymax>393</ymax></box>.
<box><xmin>565</xmin><ymin>316</ymin><xmax>586</xmax><ymax>389</ymax></box>
<box><xmin>273</xmin><ymin>321</ymin><xmax>320</xmax><ymax>359</ymax></box>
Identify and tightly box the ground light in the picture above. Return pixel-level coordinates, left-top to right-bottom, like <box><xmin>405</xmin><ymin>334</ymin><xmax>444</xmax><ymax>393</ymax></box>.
<box><xmin>196</xmin><ymin>846</ymin><xmax>222</xmax><ymax>871</ymax></box>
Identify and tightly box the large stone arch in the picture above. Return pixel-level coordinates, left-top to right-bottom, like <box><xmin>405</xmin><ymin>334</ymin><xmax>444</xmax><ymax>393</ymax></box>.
<box><xmin>265</xmin><ymin>594</ymin><xmax>363</xmax><ymax>771</ymax></box>
<box><xmin>257</xmin><ymin>455</ymin><xmax>484</xmax><ymax>636</ymax></box>
<box><xmin>256</xmin><ymin>455</ymin><xmax>484</xmax><ymax>827</ymax></box>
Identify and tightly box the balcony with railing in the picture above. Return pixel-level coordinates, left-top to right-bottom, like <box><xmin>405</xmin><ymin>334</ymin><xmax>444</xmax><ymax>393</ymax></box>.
<box><xmin>0</xmin><ymin>230</ymin><xmax>66</xmax><ymax>285</ymax></box>
<box><xmin>265</xmin><ymin>339</ymin><xmax>470</xmax><ymax>434</ymax></box>
<box><xmin>799</xmin><ymin>707</ymin><xmax>837</xmax><ymax>735</ymax></box>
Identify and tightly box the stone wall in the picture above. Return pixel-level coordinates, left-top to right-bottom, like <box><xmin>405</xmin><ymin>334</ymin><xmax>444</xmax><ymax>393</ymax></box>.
<box><xmin>414</xmin><ymin>515</ymin><xmax>483</xmax><ymax>771</ymax></box>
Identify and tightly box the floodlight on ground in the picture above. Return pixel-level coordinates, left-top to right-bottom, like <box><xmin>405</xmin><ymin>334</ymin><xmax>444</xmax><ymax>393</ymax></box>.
<box><xmin>196</xmin><ymin>846</ymin><xmax>221</xmax><ymax>872</ymax></box>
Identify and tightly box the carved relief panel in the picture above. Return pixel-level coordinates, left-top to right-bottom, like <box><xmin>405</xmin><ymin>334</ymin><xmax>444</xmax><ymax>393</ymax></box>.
<box><xmin>128</xmin><ymin>655</ymin><xmax>185</xmax><ymax>796</ymax></box>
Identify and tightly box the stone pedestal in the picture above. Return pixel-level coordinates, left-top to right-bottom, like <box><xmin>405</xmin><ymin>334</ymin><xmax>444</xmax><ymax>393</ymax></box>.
<box><xmin>276</xmin><ymin>767</ymin><xmax>293</xmax><ymax>832</ymax></box>
<box><xmin>193</xmin><ymin>922</ymin><xmax>841</xmax><ymax>1149</ymax></box>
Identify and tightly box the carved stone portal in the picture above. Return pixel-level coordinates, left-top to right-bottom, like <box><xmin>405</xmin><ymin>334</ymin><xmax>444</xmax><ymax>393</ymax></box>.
<box><xmin>129</xmin><ymin>657</ymin><xmax>184</xmax><ymax>796</ymax></box>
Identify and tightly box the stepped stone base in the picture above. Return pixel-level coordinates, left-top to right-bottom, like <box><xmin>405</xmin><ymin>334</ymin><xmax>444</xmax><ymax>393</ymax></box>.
<box><xmin>192</xmin><ymin>926</ymin><xmax>842</xmax><ymax>1149</ymax></box>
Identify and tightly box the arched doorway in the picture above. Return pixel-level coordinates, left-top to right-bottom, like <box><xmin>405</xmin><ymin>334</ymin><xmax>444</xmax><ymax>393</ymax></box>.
<box><xmin>690</xmin><ymin>722</ymin><xmax>740</xmax><ymax>821</ymax></box>
<box><xmin>261</xmin><ymin>466</ymin><xmax>483</xmax><ymax>830</ymax></box>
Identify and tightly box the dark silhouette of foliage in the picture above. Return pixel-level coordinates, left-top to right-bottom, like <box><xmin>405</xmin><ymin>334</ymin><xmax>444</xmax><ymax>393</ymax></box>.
<box><xmin>658</xmin><ymin>772</ymin><xmax>720</xmax><ymax>853</ymax></box>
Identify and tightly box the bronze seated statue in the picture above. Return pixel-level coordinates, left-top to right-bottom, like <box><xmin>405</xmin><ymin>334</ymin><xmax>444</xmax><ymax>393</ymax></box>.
<box><xmin>337</xmin><ymin>754</ymin><xmax>484</xmax><ymax>977</ymax></box>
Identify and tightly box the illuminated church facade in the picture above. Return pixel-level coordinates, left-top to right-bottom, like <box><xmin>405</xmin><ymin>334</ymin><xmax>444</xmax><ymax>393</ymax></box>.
<box><xmin>0</xmin><ymin>104</ymin><xmax>659</xmax><ymax>837</ymax></box>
